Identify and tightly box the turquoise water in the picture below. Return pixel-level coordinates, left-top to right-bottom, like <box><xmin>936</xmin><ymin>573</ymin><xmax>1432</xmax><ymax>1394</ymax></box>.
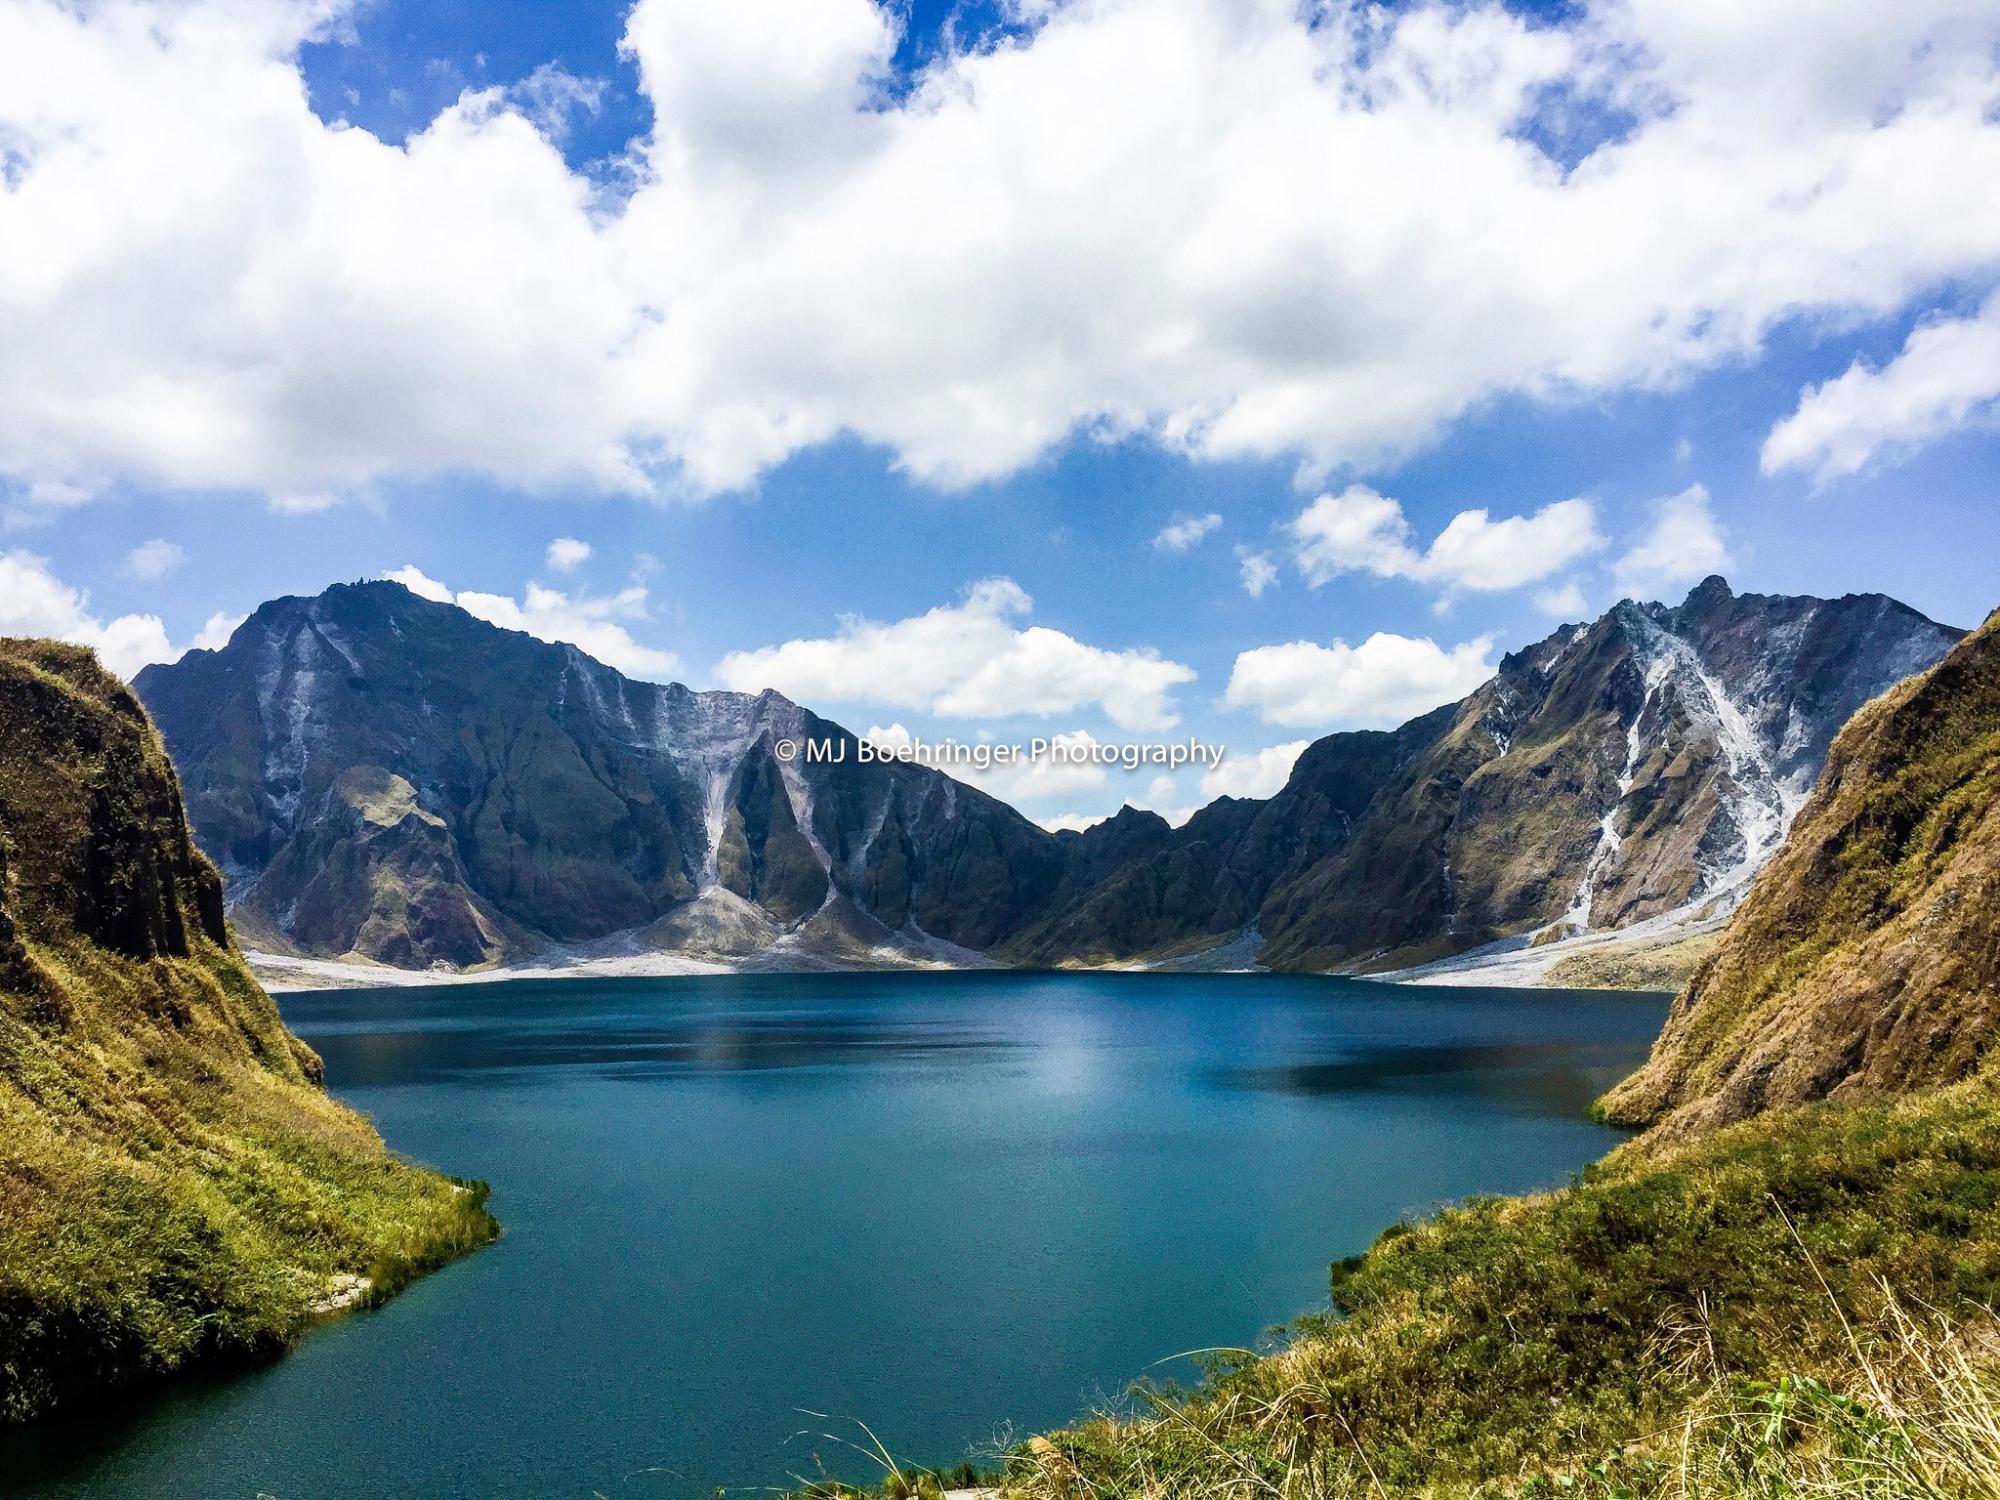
<box><xmin>4</xmin><ymin>971</ymin><xmax>1665</xmax><ymax>1500</ymax></box>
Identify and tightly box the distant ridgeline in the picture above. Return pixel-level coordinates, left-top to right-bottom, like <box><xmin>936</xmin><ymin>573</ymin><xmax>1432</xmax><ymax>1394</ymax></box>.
<box><xmin>0</xmin><ymin>640</ymin><xmax>493</xmax><ymax>1422</ymax></box>
<box><xmin>133</xmin><ymin>576</ymin><xmax>1960</xmax><ymax>978</ymax></box>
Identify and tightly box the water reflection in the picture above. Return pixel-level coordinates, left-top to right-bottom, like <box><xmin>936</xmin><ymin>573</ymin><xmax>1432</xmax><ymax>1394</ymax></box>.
<box><xmin>313</xmin><ymin>1012</ymin><xmax>1019</xmax><ymax>1086</ymax></box>
<box><xmin>1217</xmin><ymin>1040</ymin><xmax>1654</xmax><ymax>1118</ymax></box>
<box><xmin>4</xmin><ymin>973</ymin><xmax>1667</xmax><ymax>1500</ymax></box>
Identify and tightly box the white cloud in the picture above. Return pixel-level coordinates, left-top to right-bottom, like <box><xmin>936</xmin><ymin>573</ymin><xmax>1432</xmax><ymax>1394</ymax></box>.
<box><xmin>1762</xmin><ymin>292</ymin><xmax>2000</xmax><ymax>483</ymax></box>
<box><xmin>266</xmin><ymin>492</ymin><xmax>346</xmax><ymax>516</ymax></box>
<box><xmin>1153</xmin><ymin>512</ymin><xmax>1222</xmax><ymax>551</ymax></box>
<box><xmin>191</xmin><ymin>610</ymin><xmax>245</xmax><ymax>651</ymax></box>
<box><xmin>382</xmin><ymin>566</ymin><xmax>682</xmax><ymax>680</ymax></box>
<box><xmin>1612</xmin><ymin>484</ymin><xmax>1733</xmax><ymax>599</ymax></box>
<box><xmin>1225</xmin><ymin>631</ymin><xmax>1496</xmax><ymax>730</ymax></box>
<box><xmin>1533</xmin><ymin>581</ymin><xmax>1589</xmax><ymax>617</ymax></box>
<box><xmin>1133</xmin><ymin>776</ymin><xmax>1199</xmax><ymax>828</ymax></box>
<box><xmin>546</xmin><ymin>537</ymin><xmax>593</xmax><ymax>573</ymax></box>
<box><xmin>1288</xmin><ymin>487</ymin><xmax>1418</xmax><ymax>582</ymax></box>
<box><xmin>3</xmin><ymin>0</ymin><xmax>2000</xmax><ymax>502</ymax></box>
<box><xmin>718</xmin><ymin>579</ymin><xmax>1194</xmax><ymax>730</ymax></box>
<box><xmin>0</xmin><ymin>549</ymin><xmax>178</xmax><ymax>677</ymax></box>
<box><xmin>17</xmin><ymin>479</ymin><xmax>95</xmax><ymax>514</ymax></box>
<box><xmin>121</xmin><ymin>537</ymin><xmax>186</xmax><ymax>580</ymax></box>
<box><xmin>1237</xmin><ymin>548</ymin><xmax>1278</xmax><ymax>598</ymax></box>
<box><xmin>1289</xmin><ymin>487</ymin><xmax>1606</xmax><ymax>594</ymax></box>
<box><xmin>512</xmin><ymin>63</ymin><xmax>606</xmax><ymax>142</ymax></box>
<box><xmin>1201</xmin><ymin>739</ymin><xmax>1308</xmax><ymax>800</ymax></box>
<box><xmin>385</xmin><ymin>565</ymin><xmax>454</xmax><ymax>603</ymax></box>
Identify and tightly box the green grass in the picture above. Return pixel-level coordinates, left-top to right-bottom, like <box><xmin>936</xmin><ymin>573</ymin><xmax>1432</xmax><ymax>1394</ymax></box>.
<box><xmin>0</xmin><ymin>928</ymin><xmax>500</xmax><ymax>1423</ymax></box>
<box><xmin>996</xmin><ymin>1079</ymin><xmax>2000</xmax><ymax>1498</ymax></box>
<box><xmin>0</xmin><ymin>638</ymin><xmax>497</xmax><ymax>1422</ymax></box>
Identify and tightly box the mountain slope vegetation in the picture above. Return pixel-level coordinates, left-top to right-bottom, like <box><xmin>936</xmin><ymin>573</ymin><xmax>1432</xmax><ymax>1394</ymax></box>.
<box><xmin>1602</xmin><ymin>607</ymin><xmax>2000</xmax><ymax>1137</ymax></box>
<box><xmin>0</xmin><ymin>639</ymin><xmax>494</xmax><ymax>1423</ymax></box>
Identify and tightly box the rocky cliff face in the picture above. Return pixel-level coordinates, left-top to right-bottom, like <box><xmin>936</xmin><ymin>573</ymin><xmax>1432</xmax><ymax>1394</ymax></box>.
<box><xmin>1600</xmin><ymin>607</ymin><xmax>2000</xmax><ymax>1139</ymax></box>
<box><xmin>1011</xmin><ymin>579</ymin><xmax>1960</xmax><ymax>974</ymax></box>
<box><xmin>135</xmin><ymin>581</ymin><xmax>1075</xmax><ymax>970</ymax></box>
<box><xmin>0</xmin><ymin>638</ymin><xmax>490</xmax><ymax>1420</ymax></box>
<box><xmin>135</xmin><ymin>578</ymin><xmax>1961</xmax><ymax>977</ymax></box>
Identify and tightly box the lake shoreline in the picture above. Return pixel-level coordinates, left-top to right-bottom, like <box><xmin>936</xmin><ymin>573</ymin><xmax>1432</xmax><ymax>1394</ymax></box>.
<box><xmin>7</xmin><ymin>971</ymin><xmax>1663</xmax><ymax>1499</ymax></box>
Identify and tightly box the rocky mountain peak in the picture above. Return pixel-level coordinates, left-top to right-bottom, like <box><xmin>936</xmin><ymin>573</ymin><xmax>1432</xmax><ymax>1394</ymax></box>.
<box><xmin>136</xmin><ymin>586</ymin><xmax>1070</xmax><ymax>970</ymax></box>
<box><xmin>137</xmin><ymin>578</ymin><xmax>1965</xmax><ymax>979</ymax></box>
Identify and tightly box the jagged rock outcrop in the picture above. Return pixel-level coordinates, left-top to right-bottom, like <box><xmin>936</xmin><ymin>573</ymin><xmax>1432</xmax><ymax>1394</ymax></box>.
<box><xmin>134</xmin><ymin>581</ymin><xmax>1078</xmax><ymax>969</ymax></box>
<box><xmin>1012</xmin><ymin>579</ymin><xmax>1960</xmax><ymax>974</ymax></box>
<box><xmin>1600</xmin><ymin>607</ymin><xmax>2000</xmax><ymax>1139</ymax></box>
<box><xmin>135</xmin><ymin>578</ymin><xmax>1961</xmax><ymax>977</ymax></box>
<box><xmin>0</xmin><ymin>638</ymin><xmax>491</xmax><ymax>1421</ymax></box>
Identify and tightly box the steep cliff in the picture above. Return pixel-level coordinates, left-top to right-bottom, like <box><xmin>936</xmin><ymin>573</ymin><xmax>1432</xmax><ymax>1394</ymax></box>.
<box><xmin>1009</xmin><ymin>579</ymin><xmax>1959</xmax><ymax>974</ymax></box>
<box><xmin>134</xmin><ymin>581</ymin><xmax>1075</xmax><ymax>971</ymax></box>
<box><xmin>134</xmin><ymin>578</ymin><xmax>1961</xmax><ymax>978</ymax></box>
<box><xmin>1601</xmin><ymin>608</ymin><xmax>2000</xmax><ymax>1138</ymax></box>
<box><xmin>0</xmin><ymin>639</ymin><xmax>493</xmax><ymax>1421</ymax></box>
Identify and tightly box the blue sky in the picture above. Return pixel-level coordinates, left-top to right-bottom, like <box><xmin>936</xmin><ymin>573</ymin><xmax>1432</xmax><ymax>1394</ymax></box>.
<box><xmin>4</xmin><ymin>0</ymin><xmax>1999</xmax><ymax>827</ymax></box>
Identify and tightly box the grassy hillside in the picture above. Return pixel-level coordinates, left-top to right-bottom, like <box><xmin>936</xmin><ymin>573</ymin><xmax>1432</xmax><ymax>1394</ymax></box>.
<box><xmin>991</xmin><ymin>1078</ymin><xmax>2000</xmax><ymax>1499</ymax></box>
<box><xmin>0</xmin><ymin>639</ymin><xmax>495</xmax><ymax>1423</ymax></box>
<box><xmin>972</xmin><ymin>609</ymin><xmax>2000</xmax><ymax>1499</ymax></box>
<box><xmin>1601</xmin><ymin>609</ymin><xmax>2000</xmax><ymax>1137</ymax></box>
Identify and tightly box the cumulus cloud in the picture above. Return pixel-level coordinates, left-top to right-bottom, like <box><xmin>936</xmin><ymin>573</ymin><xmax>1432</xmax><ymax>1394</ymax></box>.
<box><xmin>1762</xmin><ymin>292</ymin><xmax>2000</xmax><ymax>483</ymax></box>
<box><xmin>546</xmin><ymin>537</ymin><xmax>593</xmax><ymax>573</ymax></box>
<box><xmin>385</xmin><ymin>565</ymin><xmax>455</xmax><ymax>603</ymax></box>
<box><xmin>1612</xmin><ymin>484</ymin><xmax>1733</xmax><ymax>599</ymax></box>
<box><xmin>1201</xmin><ymin>739</ymin><xmax>1309</xmax><ymax>800</ymax></box>
<box><xmin>1237</xmin><ymin>548</ymin><xmax>1278</xmax><ymax>598</ymax></box>
<box><xmin>1289</xmin><ymin>487</ymin><xmax>1606</xmax><ymax>594</ymax></box>
<box><xmin>382</xmin><ymin>566</ymin><xmax>683</xmax><ymax>679</ymax></box>
<box><xmin>1225</xmin><ymin>631</ymin><xmax>1495</xmax><ymax>730</ymax></box>
<box><xmin>1153</xmin><ymin>512</ymin><xmax>1222</xmax><ymax>551</ymax></box>
<box><xmin>718</xmin><ymin>579</ymin><xmax>1195</xmax><ymax>730</ymax></box>
<box><xmin>3</xmin><ymin>0</ymin><xmax>2000</xmax><ymax>503</ymax></box>
<box><xmin>192</xmin><ymin>610</ymin><xmax>246</xmax><ymax>651</ymax></box>
<box><xmin>121</xmin><ymin>537</ymin><xmax>186</xmax><ymax>580</ymax></box>
<box><xmin>0</xmin><ymin>549</ymin><xmax>179</xmax><ymax>677</ymax></box>
<box><xmin>1534</xmin><ymin>581</ymin><xmax>1589</xmax><ymax>617</ymax></box>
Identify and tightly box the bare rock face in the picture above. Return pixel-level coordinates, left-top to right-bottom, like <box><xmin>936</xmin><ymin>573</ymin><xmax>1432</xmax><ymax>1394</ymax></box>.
<box><xmin>135</xmin><ymin>581</ymin><xmax>1073</xmax><ymax>969</ymax></box>
<box><xmin>1013</xmin><ymin>579</ymin><xmax>1961</xmax><ymax>974</ymax></box>
<box><xmin>136</xmin><ymin>578</ymin><xmax>1961</xmax><ymax>976</ymax></box>
<box><xmin>1600</xmin><ymin>607</ymin><xmax>2000</xmax><ymax>1139</ymax></box>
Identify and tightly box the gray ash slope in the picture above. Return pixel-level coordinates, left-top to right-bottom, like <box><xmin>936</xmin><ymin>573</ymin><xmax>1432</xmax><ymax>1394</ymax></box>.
<box><xmin>135</xmin><ymin>578</ymin><xmax>1960</xmax><ymax>975</ymax></box>
<box><xmin>1021</xmin><ymin>576</ymin><xmax>1960</xmax><ymax>976</ymax></box>
<box><xmin>134</xmin><ymin>581</ymin><xmax>1077</xmax><ymax>969</ymax></box>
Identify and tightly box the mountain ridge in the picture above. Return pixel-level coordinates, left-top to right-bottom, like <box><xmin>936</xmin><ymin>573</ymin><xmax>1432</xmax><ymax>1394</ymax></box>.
<box><xmin>134</xmin><ymin>577</ymin><xmax>1963</xmax><ymax>980</ymax></box>
<box><xmin>1003</xmin><ymin>578</ymin><xmax>1960</xmax><ymax>976</ymax></box>
<box><xmin>136</xmin><ymin>581</ymin><xmax>1083</xmax><ymax>972</ymax></box>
